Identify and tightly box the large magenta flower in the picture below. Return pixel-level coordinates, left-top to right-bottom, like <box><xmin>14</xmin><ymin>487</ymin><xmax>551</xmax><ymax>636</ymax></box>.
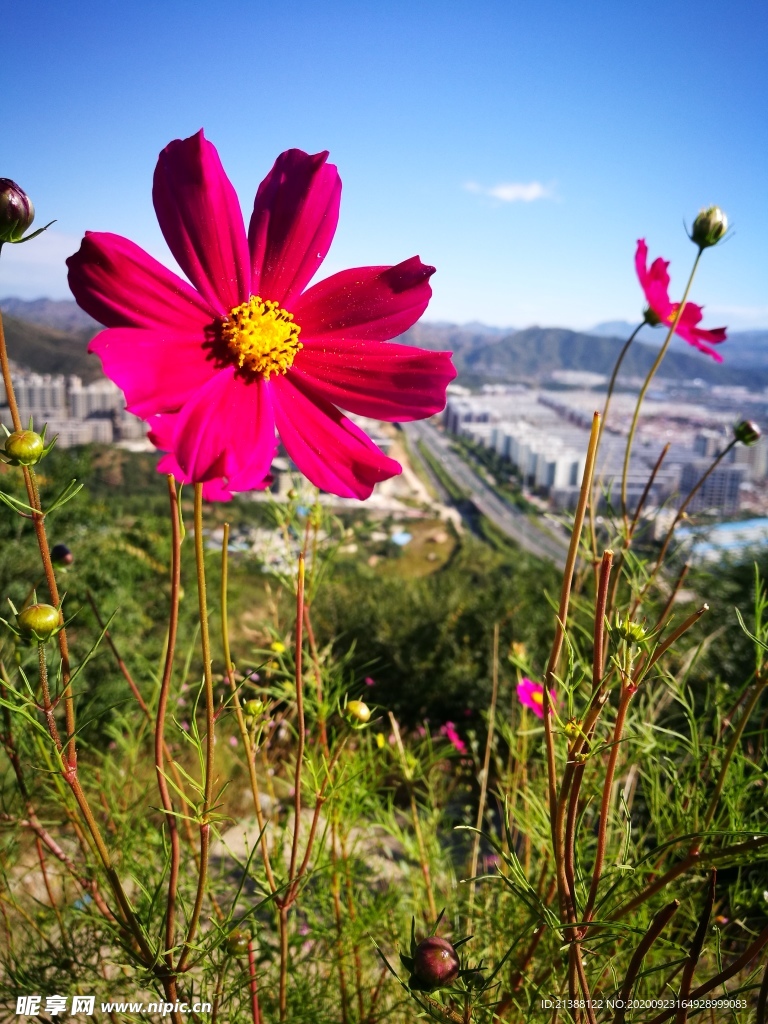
<box><xmin>67</xmin><ymin>131</ymin><xmax>456</xmax><ymax>500</ymax></box>
<box><xmin>635</xmin><ymin>239</ymin><xmax>727</xmax><ymax>362</ymax></box>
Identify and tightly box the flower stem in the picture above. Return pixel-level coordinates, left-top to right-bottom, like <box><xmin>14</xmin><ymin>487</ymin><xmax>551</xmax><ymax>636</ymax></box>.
<box><xmin>177</xmin><ymin>482</ymin><xmax>216</xmax><ymax>973</ymax></box>
<box><xmin>221</xmin><ymin>523</ymin><xmax>278</xmax><ymax>895</ymax></box>
<box><xmin>155</xmin><ymin>476</ymin><xmax>182</xmax><ymax>973</ymax></box>
<box><xmin>545</xmin><ymin>412</ymin><xmax>600</xmax><ymax>913</ymax></box>
<box><xmin>590</xmin><ymin>323</ymin><xmax>643</xmax><ymax>560</ymax></box>
<box><xmin>621</xmin><ymin>250</ymin><xmax>702</xmax><ymax>523</ymax></box>
<box><xmin>468</xmin><ymin>622</ymin><xmax>499</xmax><ymax>920</ymax></box>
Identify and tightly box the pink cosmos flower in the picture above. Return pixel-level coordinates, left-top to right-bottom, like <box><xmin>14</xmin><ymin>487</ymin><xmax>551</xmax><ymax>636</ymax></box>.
<box><xmin>67</xmin><ymin>131</ymin><xmax>456</xmax><ymax>500</ymax></box>
<box><xmin>440</xmin><ymin>721</ymin><xmax>467</xmax><ymax>754</ymax></box>
<box><xmin>635</xmin><ymin>240</ymin><xmax>727</xmax><ymax>362</ymax></box>
<box><xmin>516</xmin><ymin>678</ymin><xmax>554</xmax><ymax>719</ymax></box>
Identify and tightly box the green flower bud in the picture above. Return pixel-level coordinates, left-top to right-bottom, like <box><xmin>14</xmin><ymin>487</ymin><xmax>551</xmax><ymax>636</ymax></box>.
<box><xmin>612</xmin><ymin>613</ymin><xmax>648</xmax><ymax>645</ymax></box>
<box><xmin>224</xmin><ymin>928</ymin><xmax>250</xmax><ymax>956</ymax></box>
<box><xmin>5</xmin><ymin>429</ymin><xmax>45</xmax><ymax>465</ymax></box>
<box><xmin>17</xmin><ymin>603</ymin><xmax>60</xmax><ymax>642</ymax></box>
<box><xmin>0</xmin><ymin>179</ymin><xmax>35</xmax><ymax>244</ymax></box>
<box><xmin>412</xmin><ymin>936</ymin><xmax>460</xmax><ymax>990</ymax></box>
<box><xmin>345</xmin><ymin>699</ymin><xmax>371</xmax><ymax>724</ymax></box>
<box><xmin>691</xmin><ymin>206</ymin><xmax>728</xmax><ymax>249</ymax></box>
<box><xmin>243</xmin><ymin>698</ymin><xmax>265</xmax><ymax>719</ymax></box>
<box><xmin>563</xmin><ymin>719</ymin><xmax>582</xmax><ymax>740</ymax></box>
<box><xmin>734</xmin><ymin>420</ymin><xmax>761</xmax><ymax>446</ymax></box>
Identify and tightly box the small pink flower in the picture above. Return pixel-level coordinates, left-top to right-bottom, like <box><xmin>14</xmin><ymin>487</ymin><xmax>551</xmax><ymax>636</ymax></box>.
<box><xmin>229</xmin><ymin>735</ymin><xmax>238</xmax><ymax>747</ymax></box>
<box><xmin>635</xmin><ymin>239</ymin><xmax>727</xmax><ymax>361</ymax></box>
<box><xmin>67</xmin><ymin>131</ymin><xmax>456</xmax><ymax>500</ymax></box>
<box><xmin>517</xmin><ymin>678</ymin><xmax>554</xmax><ymax>719</ymax></box>
<box><xmin>440</xmin><ymin>721</ymin><xmax>467</xmax><ymax>754</ymax></box>
<box><xmin>364</xmin><ymin>676</ymin><xmax>376</xmax><ymax>687</ymax></box>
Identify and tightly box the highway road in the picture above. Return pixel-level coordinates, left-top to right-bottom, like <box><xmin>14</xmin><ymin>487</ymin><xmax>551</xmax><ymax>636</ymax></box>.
<box><xmin>403</xmin><ymin>420</ymin><xmax>570</xmax><ymax>568</ymax></box>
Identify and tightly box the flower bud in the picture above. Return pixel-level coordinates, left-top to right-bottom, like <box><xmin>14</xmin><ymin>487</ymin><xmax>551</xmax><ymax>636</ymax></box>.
<box><xmin>412</xmin><ymin>936</ymin><xmax>460</xmax><ymax>990</ymax></box>
<box><xmin>345</xmin><ymin>699</ymin><xmax>371</xmax><ymax>724</ymax></box>
<box><xmin>612</xmin><ymin>612</ymin><xmax>647</xmax><ymax>645</ymax></box>
<box><xmin>734</xmin><ymin>420</ymin><xmax>761</xmax><ymax>446</ymax></box>
<box><xmin>691</xmin><ymin>206</ymin><xmax>728</xmax><ymax>249</ymax></box>
<box><xmin>243</xmin><ymin>698</ymin><xmax>265</xmax><ymax>719</ymax></box>
<box><xmin>50</xmin><ymin>543</ymin><xmax>74</xmax><ymax>567</ymax></box>
<box><xmin>17</xmin><ymin>603</ymin><xmax>60</xmax><ymax>642</ymax></box>
<box><xmin>0</xmin><ymin>179</ymin><xmax>35</xmax><ymax>244</ymax></box>
<box><xmin>5</xmin><ymin>429</ymin><xmax>45</xmax><ymax>465</ymax></box>
<box><xmin>563</xmin><ymin>719</ymin><xmax>582</xmax><ymax>741</ymax></box>
<box><xmin>224</xmin><ymin>928</ymin><xmax>250</xmax><ymax>956</ymax></box>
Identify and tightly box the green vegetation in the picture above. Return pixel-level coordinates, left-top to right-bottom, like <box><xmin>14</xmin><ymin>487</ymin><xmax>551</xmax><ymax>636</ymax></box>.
<box><xmin>0</xmin><ymin>446</ymin><xmax>766</xmax><ymax>1021</ymax></box>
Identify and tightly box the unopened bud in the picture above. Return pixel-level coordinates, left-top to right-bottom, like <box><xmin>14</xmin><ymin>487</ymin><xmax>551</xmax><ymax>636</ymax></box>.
<box><xmin>0</xmin><ymin>179</ymin><xmax>35</xmax><ymax>244</ymax></box>
<box><xmin>50</xmin><ymin>544</ymin><xmax>74</xmax><ymax>567</ymax></box>
<box><xmin>224</xmin><ymin>928</ymin><xmax>250</xmax><ymax>956</ymax></box>
<box><xmin>734</xmin><ymin>420</ymin><xmax>761</xmax><ymax>446</ymax></box>
<box><xmin>345</xmin><ymin>699</ymin><xmax>371</xmax><ymax>724</ymax></box>
<box><xmin>691</xmin><ymin>206</ymin><xmax>728</xmax><ymax>249</ymax></box>
<box><xmin>17</xmin><ymin>603</ymin><xmax>60</xmax><ymax>642</ymax></box>
<box><xmin>5</xmin><ymin>430</ymin><xmax>45</xmax><ymax>465</ymax></box>
<box><xmin>613</xmin><ymin>613</ymin><xmax>648</xmax><ymax>645</ymax></box>
<box><xmin>563</xmin><ymin>719</ymin><xmax>582</xmax><ymax>741</ymax></box>
<box><xmin>412</xmin><ymin>936</ymin><xmax>460</xmax><ymax>990</ymax></box>
<box><xmin>243</xmin><ymin>699</ymin><xmax>265</xmax><ymax>719</ymax></box>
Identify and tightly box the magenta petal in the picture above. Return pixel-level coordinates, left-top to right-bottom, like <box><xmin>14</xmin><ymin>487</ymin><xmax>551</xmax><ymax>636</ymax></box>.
<box><xmin>635</xmin><ymin>239</ymin><xmax>673</xmax><ymax>320</ymax></box>
<box><xmin>89</xmin><ymin>328</ymin><xmax>215</xmax><ymax>418</ymax></box>
<box><xmin>293</xmin><ymin>257</ymin><xmax>435</xmax><ymax>342</ymax></box>
<box><xmin>248</xmin><ymin>149</ymin><xmax>341</xmax><ymax>307</ymax></box>
<box><xmin>153</xmin><ymin>130</ymin><xmax>250</xmax><ymax>314</ymax></box>
<box><xmin>173</xmin><ymin>368</ymin><xmax>276</xmax><ymax>483</ymax></box>
<box><xmin>67</xmin><ymin>232</ymin><xmax>215</xmax><ymax>331</ymax></box>
<box><xmin>272</xmin><ymin>375</ymin><xmax>401</xmax><ymax>499</ymax></box>
<box><xmin>291</xmin><ymin>338</ymin><xmax>455</xmax><ymax>421</ymax></box>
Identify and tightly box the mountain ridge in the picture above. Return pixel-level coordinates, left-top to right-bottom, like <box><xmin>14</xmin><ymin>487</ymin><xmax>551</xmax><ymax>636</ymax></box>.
<box><xmin>1</xmin><ymin>299</ymin><xmax>766</xmax><ymax>390</ymax></box>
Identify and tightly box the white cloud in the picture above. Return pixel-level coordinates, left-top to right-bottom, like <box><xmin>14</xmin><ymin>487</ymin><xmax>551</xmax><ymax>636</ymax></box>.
<box><xmin>464</xmin><ymin>180</ymin><xmax>554</xmax><ymax>203</ymax></box>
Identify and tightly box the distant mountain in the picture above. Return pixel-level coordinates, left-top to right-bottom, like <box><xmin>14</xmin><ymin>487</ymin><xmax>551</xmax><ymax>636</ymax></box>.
<box><xmin>400</xmin><ymin>323</ymin><xmax>768</xmax><ymax>389</ymax></box>
<box><xmin>0</xmin><ymin>298</ymin><xmax>100</xmax><ymax>334</ymax></box>
<box><xmin>1</xmin><ymin>298</ymin><xmax>766</xmax><ymax>391</ymax></box>
<box><xmin>0</xmin><ymin>314</ymin><xmax>101</xmax><ymax>382</ymax></box>
<box><xmin>590</xmin><ymin>319</ymin><xmax>768</xmax><ymax>370</ymax></box>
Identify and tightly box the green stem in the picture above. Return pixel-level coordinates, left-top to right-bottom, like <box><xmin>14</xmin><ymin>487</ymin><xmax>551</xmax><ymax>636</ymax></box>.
<box><xmin>621</xmin><ymin>250</ymin><xmax>703</xmax><ymax>522</ymax></box>
<box><xmin>545</xmin><ymin>412</ymin><xmax>601</xmax><ymax>915</ymax></box>
<box><xmin>155</xmin><ymin>477</ymin><xmax>182</xmax><ymax>974</ymax></box>
<box><xmin>177</xmin><ymin>482</ymin><xmax>216</xmax><ymax>973</ymax></box>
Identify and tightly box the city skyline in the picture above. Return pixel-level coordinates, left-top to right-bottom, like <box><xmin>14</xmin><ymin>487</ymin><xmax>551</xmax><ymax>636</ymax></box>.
<box><xmin>2</xmin><ymin>0</ymin><xmax>766</xmax><ymax>332</ymax></box>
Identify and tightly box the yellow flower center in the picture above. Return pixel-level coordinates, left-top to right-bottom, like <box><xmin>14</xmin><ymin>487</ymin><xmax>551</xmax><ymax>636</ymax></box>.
<box><xmin>219</xmin><ymin>296</ymin><xmax>302</xmax><ymax>379</ymax></box>
<box><xmin>531</xmin><ymin>690</ymin><xmax>544</xmax><ymax>706</ymax></box>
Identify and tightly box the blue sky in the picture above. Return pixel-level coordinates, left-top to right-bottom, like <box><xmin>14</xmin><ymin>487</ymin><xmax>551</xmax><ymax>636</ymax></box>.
<box><xmin>3</xmin><ymin>0</ymin><xmax>766</xmax><ymax>331</ymax></box>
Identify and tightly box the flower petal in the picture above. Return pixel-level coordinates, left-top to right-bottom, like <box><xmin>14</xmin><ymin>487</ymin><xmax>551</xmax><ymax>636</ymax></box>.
<box><xmin>153</xmin><ymin>130</ymin><xmax>250</xmax><ymax>314</ymax></box>
<box><xmin>635</xmin><ymin>239</ymin><xmax>673</xmax><ymax>320</ymax></box>
<box><xmin>291</xmin><ymin>337</ymin><xmax>455</xmax><ymax>420</ymax></box>
<box><xmin>88</xmin><ymin>327</ymin><xmax>216</xmax><ymax>418</ymax></box>
<box><xmin>172</xmin><ymin>368</ymin><xmax>276</xmax><ymax>483</ymax></box>
<box><xmin>67</xmin><ymin>232</ymin><xmax>215</xmax><ymax>330</ymax></box>
<box><xmin>272</xmin><ymin>374</ymin><xmax>401</xmax><ymax>499</ymax></box>
<box><xmin>248</xmin><ymin>149</ymin><xmax>341</xmax><ymax>306</ymax></box>
<box><xmin>292</xmin><ymin>257</ymin><xmax>435</xmax><ymax>341</ymax></box>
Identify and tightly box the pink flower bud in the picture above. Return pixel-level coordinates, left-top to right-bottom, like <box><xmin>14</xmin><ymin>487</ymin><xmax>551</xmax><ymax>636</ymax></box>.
<box><xmin>412</xmin><ymin>936</ymin><xmax>460</xmax><ymax>990</ymax></box>
<box><xmin>0</xmin><ymin>179</ymin><xmax>35</xmax><ymax>244</ymax></box>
